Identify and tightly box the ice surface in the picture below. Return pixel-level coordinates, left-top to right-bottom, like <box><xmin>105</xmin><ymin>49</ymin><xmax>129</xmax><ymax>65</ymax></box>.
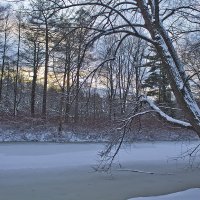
<box><xmin>0</xmin><ymin>142</ymin><xmax>200</xmax><ymax>200</ymax></box>
<box><xmin>0</xmin><ymin>143</ymin><xmax>103</xmax><ymax>170</ymax></box>
<box><xmin>0</xmin><ymin>142</ymin><xmax>198</xmax><ymax>170</ymax></box>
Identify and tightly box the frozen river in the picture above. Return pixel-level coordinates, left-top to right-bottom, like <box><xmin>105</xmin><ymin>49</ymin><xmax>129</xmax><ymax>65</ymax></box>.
<box><xmin>0</xmin><ymin>142</ymin><xmax>200</xmax><ymax>200</ymax></box>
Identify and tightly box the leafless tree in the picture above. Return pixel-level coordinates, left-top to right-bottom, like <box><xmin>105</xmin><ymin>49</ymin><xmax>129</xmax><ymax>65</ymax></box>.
<box><xmin>13</xmin><ymin>12</ymin><xmax>22</xmax><ymax>117</ymax></box>
<box><xmin>43</xmin><ymin>0</ymin><xmax>200</xmax><ymax>169</ymax></box>
<box><xmin>29</xmin><ymin>0</ymin><xmax>59</xmax><ymax>118</ymax></box>
<box><xmin>51</xmin><ymin>0</ymin><xmax>200</xmax><ymax>137</ymax></box>
<box><xmin>0</xmin><ymin>5</ymin><xmax>11</xmax><ymax>102</ymax></box>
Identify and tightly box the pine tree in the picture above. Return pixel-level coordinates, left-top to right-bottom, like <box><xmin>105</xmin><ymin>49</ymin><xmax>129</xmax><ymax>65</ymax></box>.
<box><xmin>144</xmin><ymin>47</ymin><xmax>171</xmax><ymax>104</ymax></box>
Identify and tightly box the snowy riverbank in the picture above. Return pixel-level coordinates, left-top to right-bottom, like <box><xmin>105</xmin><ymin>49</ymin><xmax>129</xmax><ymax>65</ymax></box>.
<box><xmin>0</xmin><ymin>128</ymin><xmax>198</xmax><ymax>143</ymax></box>
<box><xmin>0</xmin><ymin>142</ymin><xmax>199</xmax><ymax>200</ymax></box>
<box><xmin>0</xmin><ymin>116</ymin><xmax>199</xmax><ymax>143</ymax></box>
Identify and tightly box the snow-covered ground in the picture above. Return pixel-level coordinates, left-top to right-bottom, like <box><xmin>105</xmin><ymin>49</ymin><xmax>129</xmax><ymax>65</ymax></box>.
<box><xmin>0</xmin><ymin>142</ymin><xmax>200</xmax><ymax>200</ymax></box>
<box><xmin>128</xmin><ymin>188</ymin><xmax>200</xmax><ymax>200</ymax></box>
<box><xmin>0</xmin><ymin>130</ymin><xmax>108</xmax><ymax>142</ymax></box>
<box><xmin>0</xmin><ymin>122</ymin><xmax>198</xmax><ymax>143</ymax></box>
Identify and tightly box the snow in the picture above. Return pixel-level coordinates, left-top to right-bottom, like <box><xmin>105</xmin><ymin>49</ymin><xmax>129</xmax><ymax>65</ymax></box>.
<box><xmin>159</xmin><ymin>31</ymin><xmax>200</xmax><ymax>122</ymax></box>
<box><xmin>142</xmin><ymin>96</ymin><xmax>192</xmax><ymax>127</ymax></box>
<box><xmin>0</xmin><ymin>143</ymin><xmax>102</xmax><ymax>170</ymax></box>
<box><xmin>0</xmin><ymin>130</ymin><xmax>108</xmax><ymax>143</ymax></box>
<box><xmin>0</xmin><ymin>142</ymin><xmax>200</xmax><ymax>200</ymax></box>
<box><xmin>0</xmin><ymin>142</ymin><xmax>199</xmax><ymax>170</ymax></box>
<box><xmin>128</xmin><ymin>188</ymin><xmax>200</xmax><ymax>200</ymax></box>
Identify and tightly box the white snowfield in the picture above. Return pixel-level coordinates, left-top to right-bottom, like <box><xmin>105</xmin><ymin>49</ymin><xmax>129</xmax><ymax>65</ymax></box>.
<box><xmin>0</xmin><ymin>142</ymin><xmax>199</xmax><ymax>170</ymax></box>
<box><xmin>0</xmin><ymin>142</ymin><xmax>200</xmax><ymax>200</ymax></box>
<box><xmin>128</xmin><ymin>189</ymin><xmax>200</xmax><ymax>200</ymax></box>
<box><xmin>0</xmin><ymin>143</ymin><xmax>100</xmax><ymax>170</ymax></box>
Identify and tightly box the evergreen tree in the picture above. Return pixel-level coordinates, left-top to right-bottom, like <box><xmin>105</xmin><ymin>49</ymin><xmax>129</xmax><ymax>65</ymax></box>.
<box><xmin>144</xmin><ymin>47</ymin><xmax>171</xmax><ymax>104</ymax></box>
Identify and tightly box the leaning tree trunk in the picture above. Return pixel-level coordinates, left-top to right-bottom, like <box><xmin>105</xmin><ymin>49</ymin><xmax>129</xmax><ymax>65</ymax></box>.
<box><xmin>137</xmin><ymin>0</ymin><xmax>200</xmax><ymax>137</ymax></box>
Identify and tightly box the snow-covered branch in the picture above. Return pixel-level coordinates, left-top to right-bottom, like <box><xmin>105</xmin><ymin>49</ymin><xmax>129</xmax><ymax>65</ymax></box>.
<box><xmin>141</xmin><ymin>96</ymin><xmax>192</xmax><ymax>128</ymax></box>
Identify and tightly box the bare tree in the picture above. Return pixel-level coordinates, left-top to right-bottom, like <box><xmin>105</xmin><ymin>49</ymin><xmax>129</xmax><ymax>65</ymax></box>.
<box><xmin>21</xmin><ymin>14</ymin><xmax>44</xmax><ymax>117</ymax></box>
<box><xmin>52</xmin><ymin>0</ymin><xmax>200</xmax><ymax>137</ymax></box>
<box><xmin>180</xmin><ymin>33</ymin><xmax>200</xmax><ymax>96</ymax></box>
<box><xmin>0</xmin><ymin>6</ymin><xmax>11</xmax><ymax>102</ymax></box>
<box><xmin>29</xmin><ymin>0</ymin><xmax>59</xmax><ymax>118</ymax></box>
<box><xmin>13</xmin><ymin>12</ymin><xmax>22</xmax><ymax>117</ymax></box>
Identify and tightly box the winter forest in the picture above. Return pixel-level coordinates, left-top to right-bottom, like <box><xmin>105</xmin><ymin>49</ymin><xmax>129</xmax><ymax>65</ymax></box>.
<box><xmin>0</xmin><ymin>0</ymin><xmax>200</xmax><ymax>199</ymax></box>
<box><xmin>0</xmin><ymin>0</ymin><xmax>200</xmax><ymax>138</ymax></box>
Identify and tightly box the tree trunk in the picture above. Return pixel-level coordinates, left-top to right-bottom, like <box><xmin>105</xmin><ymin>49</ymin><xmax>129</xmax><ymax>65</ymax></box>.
<box><xmin>58</xmin><ymin>46</ymin><xmax>69</xmax><ymax>133</ymax></box>
<box><xmin>42</xmin><ymin>19</ymin><xmax>49</xmax><ymax>118</ymax></box>
<box><xmin>65</xmin><ymin>64</ymin><xmax>71</xmax><ymax>122</ymax></box>
<box><xmin>137</xmin><ymin>0</ymin><xmax>200</xmax><ymax>137</ymax></box>
<box><xmin>74</xmin><ymin>41</ymin><xmax>82</xmax><ymax>123</ymax></box>
<box><xmin>31</xmin><ymin>42</ymin><xmax>39</xmax><ymax>117</ymax></box>
<box><xmin>14</xmin><ymin>17</ymin><xmax>21</xmax><ymax>117</ymax></box>
<box><xmin>74</xmin><ymin>66</ymin><xmax>80</xmax><ymax>123</ymax></box>
<box><xmin>108</xmin><ymin>63</ymin><xmax>115</xmax><ymax>121</ymax></box>
<box><xmin>0</xmin><ymin>24</ymin><xmax>7</xmax><ymax>102</ymax></box>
